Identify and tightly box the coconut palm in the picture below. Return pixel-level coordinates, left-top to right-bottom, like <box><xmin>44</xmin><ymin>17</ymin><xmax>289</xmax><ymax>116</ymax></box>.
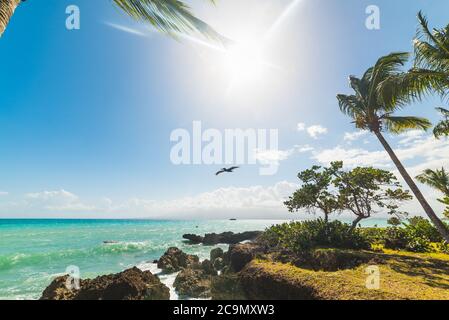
<box><xmin>433</xmin><ymin>107</ymin><xmax>449</xmax><ymax>138</ymax></box>
<box><xmin>416</xmin><ymin>167</ymin><xmax>449</xmax><ymax>197</ymax></box>
<box><xmin>337</xmin><ymin>52</ymin><xmax>449</xmax><ymax>241</ymax></box>
<box><xmin>0</xmin><ymin>0</ymin><xmax>224</xmax><ymax>41</ymax></box>
<box><xmin>383</xmin><ymin>12</ymin><xmax>449</xmax><ymax>138</ymax></box>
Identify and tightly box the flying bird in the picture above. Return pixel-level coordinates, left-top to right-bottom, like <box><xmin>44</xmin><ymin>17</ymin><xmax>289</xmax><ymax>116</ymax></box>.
<box><xmin>215</xmin><ymin>166</ymin><xmax>239</xmax><ymax>176</ymax></box>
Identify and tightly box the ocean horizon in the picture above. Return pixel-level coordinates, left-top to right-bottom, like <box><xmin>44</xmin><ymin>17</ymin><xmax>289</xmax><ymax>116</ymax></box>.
<box><xmin>0</xmin><ymin>218</ymin><xmax>389</xmax><ymax>300</ymax></box>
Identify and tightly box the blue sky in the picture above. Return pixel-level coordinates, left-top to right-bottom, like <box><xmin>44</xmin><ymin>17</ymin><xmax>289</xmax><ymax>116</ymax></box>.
<box><xmin>0</xmin><ymin>0</ymin><xmax>448</xmax><ymax>219</ymax></box>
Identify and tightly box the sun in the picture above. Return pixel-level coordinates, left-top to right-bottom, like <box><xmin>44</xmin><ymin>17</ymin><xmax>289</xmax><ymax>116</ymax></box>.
<box><xmin>223</xmin><ymin>41</ymin><xmax>265</xmax><ymax>84</ymax></box>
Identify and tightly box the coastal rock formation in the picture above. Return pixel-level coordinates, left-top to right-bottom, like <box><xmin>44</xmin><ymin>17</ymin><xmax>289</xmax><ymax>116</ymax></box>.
<box><xmin>228</xmin><ymin>243</ymin><xmax>266</xmax><ymax>272</ymax></box>
<box><xmin>201</xmin><ymin>259</ymin><xmax>217</xmax><ymax>276</ymax></box>
<box><xmin>173</xmin><ymin>269</ymin><xmax>212</xmax><ymax>298</ymax></box>
<box><xmin>40</xmin><ymin>267</ymin><xmax>170</xmax><ymax>300</ymax></box>
<box><xmin>210</xmin><ymin>247</ymin><xmax>224</xmax><ymax>261</ymax></box>
<box><xmin>157</xmin><ymin>247</ymin><xmax>200</xmax><ymax>273</ymax></box>
<box><xmin>182</xmin><ymin>231</ymin><xmax>263</xmax><ymax>245</ymax></box>
<box><xmin>182</xmin><ymin>234</ymin><xmax>203</xmax><ymax>244</ymax></box>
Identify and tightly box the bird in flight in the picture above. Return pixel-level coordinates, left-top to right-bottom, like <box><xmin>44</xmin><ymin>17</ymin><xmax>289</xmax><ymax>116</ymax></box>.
<box><xmin>215</xmin><ymin>166</ymin><xmax>239</xmax><ymax>175</ymax></box>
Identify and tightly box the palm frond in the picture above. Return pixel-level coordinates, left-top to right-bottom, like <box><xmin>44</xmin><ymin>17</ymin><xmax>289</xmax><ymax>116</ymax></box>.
<box><xmin>112</xmin><ymin>0</ymin><xmax>225</xmax><ymax>42</ymax></box>
<box><xmin>434</xmin><ymin>107</ymin><xmax>449</xmax><ymax>138</ymax></box>
<box><xmin>416</xmin><ymin>167</ymin><xmax>449</xmax><ymax>196</ymax></box>
<box><xmin>383</xmin><ymin>116</ymin><xmax>432</xmax><ymax>134</ymax></box>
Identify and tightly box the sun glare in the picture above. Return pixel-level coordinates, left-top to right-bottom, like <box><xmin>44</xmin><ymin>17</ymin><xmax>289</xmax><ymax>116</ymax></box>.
<box><xmin>223</xmin><ymin>41</ymin><xmax>265</xmax><ymax>84</ymax></box>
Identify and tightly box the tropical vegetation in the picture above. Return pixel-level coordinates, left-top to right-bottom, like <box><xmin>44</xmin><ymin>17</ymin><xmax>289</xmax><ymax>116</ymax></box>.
<box><xmin>0</xmin><ymin>0</ymin><xmax>224</xmax><ymax>41</ymax></box>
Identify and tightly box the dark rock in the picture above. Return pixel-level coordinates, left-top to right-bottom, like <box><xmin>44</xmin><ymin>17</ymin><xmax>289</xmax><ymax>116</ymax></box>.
<box><xmin>173</xmin><ymin>269</ymin><xmax>212</xmax><ymax>298</ymax></box>
<box><xmin>157</xmin><ymin>247</ymin><xmax>200</xmax><ymax>273</ymax></box>
<box><xmin>40</xmin><ymin>275</ymin><xmax>79</xmax><ymax>300</ymax></box>
<box><xmin>211</xmin><ymin>273</ymin><xmax>246</xmax><ymax>300</ymax></box>
<box><xmin>201</xmin><ymin>259</ymin><xmax>217</xmax><ymax>276</ymax></box>
<box><xmin>228</xmin><ymin>243</ymin><xmax>265</xmax><ymax>272</ymax></box>
<box><xmin>213</xmin><ymin>257</ymin><xmax>225</xmax><ymax>271</ymax></box>
<box><xmin>239</xmin><ymin>263</ymin><xmax>316</xmax><ymax>300</ymax></box>
<box><xmin>210</xmin><ymin>247</ymin><xmax>224</xmax><ymax>261</ymax></box>
<box><xmin>40</xmin><ymin>267</ymin><xmax>170</xmax><ymax>300</ymax></box>
<box><xmin>183</xmin><ymin>231</ymin><xmax>263</xmax><ymax>245</ymax></box>
<box><xmin>152</xmin><ymin>259</ymin><xmax>158</xmax><ymax>264</ymax></box>
<box><xmin>182</xmin><ymin>234</ymin><xmax>204</xmax><ymax>244</ymax></box>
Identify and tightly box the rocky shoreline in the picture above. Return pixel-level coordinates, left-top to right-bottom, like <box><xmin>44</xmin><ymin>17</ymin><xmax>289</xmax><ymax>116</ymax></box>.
<box><xmin>40</xmin><ymin>231</ymin><xmax>265</xmax><ymax>300</ymax></box>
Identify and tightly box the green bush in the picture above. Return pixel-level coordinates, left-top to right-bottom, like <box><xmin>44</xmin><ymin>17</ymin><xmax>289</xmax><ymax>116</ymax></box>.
<box><xmin>383</xmin><ymin>217</ymin><xmax>438</xmax><ymax>253</ymax></box>
<box><xmin>359</xmin><ymin>227</ymin><xmax>386</xmax><ymax>245</ymax></box>
<box><xmin>260</xmin><ymin>219</ymin><xmax>370</xmax><ymax>254</ymax></box>
<box><xmin>405</xmin><ymin>217</ymin><xmax>442</xmax><ymax>243</ymax></box>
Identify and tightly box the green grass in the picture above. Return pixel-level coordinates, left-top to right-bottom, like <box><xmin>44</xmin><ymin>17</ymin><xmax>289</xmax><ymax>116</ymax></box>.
<box><xmin>246</xmin><ymin>248</ymin><xmax>449</xmax><ymax>300</ymax></box>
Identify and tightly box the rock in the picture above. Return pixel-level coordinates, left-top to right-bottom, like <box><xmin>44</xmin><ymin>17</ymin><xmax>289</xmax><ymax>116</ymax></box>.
<box><xmin>213</xmin><ymin>257</ymin><xmax>225</xmax><ymax>271</ymax></box>
<box><xmin>157</xmin><ymin>247</ymin><xmax>200</xmax><ymax>273</ymax></box>
<box><xmin>173</xmin><ymin>269</ymin><xmax>212</xmax><ymax>298</ymax></box>
<box><xmin>228</xmin><ymin>243</ymin><xmax>265</xmax><ymax>272</ymax></box>
<box><xmin>201</xmin><ymin>259</ymin><xmax>217</xmax><ymax>276</ymax></box>
<box><xmin>40</xmin><ymin>275</ymin><xmax>79</xmax><ymax>300</ymax></box>
<box><xmin>210</xmin><ymin>247</ymin><xmax>224</xmax><ymax>261</ymax></box>
<box><xmin>239</xmin><ymin>262</ymin><xmax>316</xmax><ymax>300</ymax></box>
<box><xmin>183</xmin><ymin>231</ymin><xmax>263</xmax><ymax>245</ymax></box>
<box><xmin>211</xmin><ymin>273</ymin><xmax>246</xmax><ymax>300</ymax></box>
<box><xmin>40</xmin><ymin>267</ymin><xmax>169</xmax><ymax>300</ymax></box>
<box><xmin>182</xmin><ymin>234</ymin><xmax>204</xmax><ymax>244</ymax></box>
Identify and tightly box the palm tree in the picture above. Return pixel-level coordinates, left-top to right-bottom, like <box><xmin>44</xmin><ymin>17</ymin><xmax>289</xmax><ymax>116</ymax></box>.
<box><xmin>417</xmin><ymin>167</ymin><xmax>449</xmax><ymax>220</ymax></box>
<box><xmin>416</xmin><ymin>167</ymin><xmax>449</xmax><ymax>197</ymax></box>
<box><xmin>0</xmin><ymin>0</ymin><xmax>224</xmax><ymax>41</ymax></box>
<box><xmin>433</xmin><ymin>107</ymin><xmax>449</xmax><ymax>138</ymax></box>
<box><xmin>337</xmin><ymin>52</ymin><xmax>449</xmax><ymax>242</ymax></box>
<box><xmin>384</xmin><ymin>12</ymin><xmax>449</xmax><ymax>137</ymax></box>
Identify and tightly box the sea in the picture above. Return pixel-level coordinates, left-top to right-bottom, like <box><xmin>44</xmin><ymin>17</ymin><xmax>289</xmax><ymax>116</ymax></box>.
<box><xmin>0</xmin><ymin>218</ymin><xmax>388</xmax><ymax>300</ymax></box>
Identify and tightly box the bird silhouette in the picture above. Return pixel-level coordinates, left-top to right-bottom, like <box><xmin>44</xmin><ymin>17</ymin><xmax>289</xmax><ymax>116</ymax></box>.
<box><xmin>215</xmin><ymin>166</ymin><xmax>239</xmax><ymax>175</ymax></box>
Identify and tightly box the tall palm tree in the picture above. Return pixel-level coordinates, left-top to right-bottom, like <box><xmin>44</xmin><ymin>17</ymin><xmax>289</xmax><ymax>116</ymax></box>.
<box><xmin>337</xmin><ymin>52</ymin><xmax>449</xmax><ymax>242</ymax></box>
<box><xmin>416</xmin><ymin>167</ymin><xmax>449</xmax><ymax>197</ymax></box>
<box><xmin>0</xmin><ymin>0</ymin><xmax>224</xmax><ymax>41</ymax></box>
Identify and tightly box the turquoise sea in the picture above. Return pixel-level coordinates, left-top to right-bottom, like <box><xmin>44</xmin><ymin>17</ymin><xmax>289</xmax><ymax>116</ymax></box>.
<box><xmin>0</xmin><ymin>218</ymin><xmax>388</xmax><ymax>300</ymax></box>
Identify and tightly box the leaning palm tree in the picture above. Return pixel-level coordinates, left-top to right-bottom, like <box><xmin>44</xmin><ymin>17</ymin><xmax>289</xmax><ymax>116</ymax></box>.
<box><xmin>0</xmin><ymin>0</ymin><xmax>224</xmax><ymax>41</ymax></box>
<box><xmin>337</xmin><ymin>52</ymin><xmax>449</xmax><ymax>241</ymax></box>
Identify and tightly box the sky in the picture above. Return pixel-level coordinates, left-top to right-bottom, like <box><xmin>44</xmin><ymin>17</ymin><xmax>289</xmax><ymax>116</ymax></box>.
<box><xmin>0</xmin><ymin>0</ymin><xmax>448</xmax><ymax>219</ymax></box>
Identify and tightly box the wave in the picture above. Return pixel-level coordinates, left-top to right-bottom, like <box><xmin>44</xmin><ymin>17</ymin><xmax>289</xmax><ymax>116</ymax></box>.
<box><xmin>0</xmin><ymin>241</ymin><xmax>165</xmax><ymax>271</ymax></box>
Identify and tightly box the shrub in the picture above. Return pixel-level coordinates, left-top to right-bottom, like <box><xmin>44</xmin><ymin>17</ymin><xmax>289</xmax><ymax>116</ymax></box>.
<box><xmin>383</xmin><ymin>217</ymin><xmax>437</xmax><ymax>253</ymax></box>
<box><xmin>405</xmin><ymin>217</ymin><xmax>442</xmax><ymax>243</ymax></box>
<box><xmin>384</xmin><ymin>227</ymin><xmax>409</xmax><ymax>250</ymax></box>
<box><xmin>260</xmin><ymin>219</ymin><xmax>370</xmax><ymax>254</ymax></box>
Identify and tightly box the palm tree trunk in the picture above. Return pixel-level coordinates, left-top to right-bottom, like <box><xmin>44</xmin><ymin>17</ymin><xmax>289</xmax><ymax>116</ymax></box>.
<box><xmin>374</xmin><ymin>131</ymin><xmax>449</xmax><ymax>242</ymax></box>
<box><xmin>0</xmin><ymin>0</ymin><xmax>20</xmax><ymax>37</ymax></box>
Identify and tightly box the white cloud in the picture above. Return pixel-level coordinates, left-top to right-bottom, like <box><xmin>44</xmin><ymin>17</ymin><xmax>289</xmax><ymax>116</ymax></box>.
<box><xmin>25</xmin><ymin>190</ymin><xmax>95</xmax><ymax>211</ymax></box>
<box><xmin>343</xmin><ymin>131</ymin><xmax>368</xmax><ymax>142</ymax></box>
<box><xmin>397</xmin><ymin>130</ymin><xmax>426</xmax><ymax>146</ymax></box>
<box><xmin>312</xmin><ymin>146</ymin><xmax>389</xmax><ymax>168</ymax></box>
<box><xmin>0</xmin><ymin>191</ymin><xmax>8</xmax><ymax>196</ymax></box>
<box><xmin>313</xmin><ymin>134</ymin><xmax>449</xmax><ymax>170</ymax></box>
<box><xmin>297</xmin><ymin>122</ymin><xmax>306</xmax><ymax>131</ymax></box>
<box><xmin>307</xmin><ymin>125</ymin><xmax>328</xmax><ymax>139</ymax></box>
<box><xmin>254</xmin><ymin>148</ymin><xmax>293</xmax><ymax>165</ymax></box>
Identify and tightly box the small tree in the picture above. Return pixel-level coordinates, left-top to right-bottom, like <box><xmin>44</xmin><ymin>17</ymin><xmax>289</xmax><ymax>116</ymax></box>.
<box><xmin>333</xmin><ymin>166</ymin><xmax>413</xmax><ymax>230</ymax></box>
<box><xmin>285</xmin><ymin>162</ymin><xmax>342</xmax><ymax>223</ymax></box>
<box><xmin>387</xmin><ymin>217</ymin><xmax>402</xmax><ymax>226</ymax></box>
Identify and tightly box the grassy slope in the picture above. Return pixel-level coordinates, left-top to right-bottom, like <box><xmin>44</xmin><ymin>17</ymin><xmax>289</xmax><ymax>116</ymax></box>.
<box><xmin>245</xmin><ymin>249</ymin><xmax>449</xmax><ymax>300</ymax></box>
